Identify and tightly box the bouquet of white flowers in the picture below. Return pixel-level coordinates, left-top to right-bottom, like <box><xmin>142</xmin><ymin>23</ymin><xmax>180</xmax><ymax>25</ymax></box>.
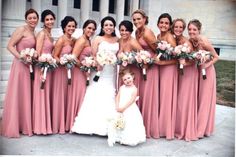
<box><xmin>37</xmin><ymin>53</ymin><xmax>57</xmax><ymax>89</ymax></box>
<box><xmin>173</xmin><ymin>43</ymin><xmax>192</xmax><ymax>75</ymax></box>
<box><xmin>20</xmin><ymin>48</ymin><xmax>38</xmax><ymax>80</ymax></box>
<box><xmin>190</xmin><ymin>50</ymin><xmax>213</xmax><ymax>80</ymax></box>
<box><xmin>60</xmin><ymin>54</ymin><xmax>77</xmax><ymax>85</ymax></box>
<box><xmin>80</xmin><ymin>56</ymin><xmax>97</xmax><ymax>86</ymax></box>
<box><xmin>116</xmin><ymin>51</ymin><xmax>136</xmax><ymax>67</ymax></box>
<box><xmin>135</xmin><ymin>50</ymin><xmax>154</xmax><ymax>80</ymax></box>
<box><xmin>93</xmin><ymin>49</ymin><xmax>117</xmax><ymax>82</ymax></box>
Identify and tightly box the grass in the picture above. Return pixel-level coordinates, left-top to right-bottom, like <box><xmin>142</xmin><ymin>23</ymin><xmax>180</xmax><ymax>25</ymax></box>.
<box><xmin>215</xmin><ymin>60</ymin><xmax>235</xmax><ymax>107</ymax></box>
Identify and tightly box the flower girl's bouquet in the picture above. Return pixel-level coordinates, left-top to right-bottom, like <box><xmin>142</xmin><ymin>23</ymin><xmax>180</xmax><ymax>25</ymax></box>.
<box><xmin>190</xmin><ymin>50</ymin><xmax>213</xmax><ymax>80</ymax></box>
<box><xmin>80</xmin><ymin>56</ymin><xmax>97</xmax><ymax>86</ymax></box>
<box><xmin>173</xmin><ymin>43</ymin><xmax>191</xmax><ymax>75</ymax></box>
<box><xmin>60</xmin><ymin>54</ymin><xmax>77</xmax><ymax>85</ymax></box>
<box><xmin>37</xmin><ymin>54</ymin><xmax>57</xmax><ymax>89</ymax></box>
<box><xmin>19</xmin><ymin>48</ymin><xmax>38</xmax><ymax>80</ymax></box>
<box><xmin>107</xmin><ymin>113</ymin><xmax>125</xmax><ymax>147</ymax></box>
<box><xmin>93</xmin><ymin>49</ymin><xmax>117</xmax><ymax>82</ymax></box>
<box><xmin>156</xmin><ymin>40</ymin><xmax>174</xmax><ymax>61</ymax></box>
<box><xmin>116</xmin><ymin>52</ymin><xmax>136</xmax><ymax>67</ymax></box>
<box><xmin>135</xmin><ymin>50</ymin><xmax>154</xmax><ymax>80</ymax></box>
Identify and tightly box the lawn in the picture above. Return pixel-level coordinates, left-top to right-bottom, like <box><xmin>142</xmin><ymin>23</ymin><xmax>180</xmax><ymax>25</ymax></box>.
<box><xmin>215</xmin><ymin>60</ymin><xmax>235</xmax><ymax>107</ymax></box>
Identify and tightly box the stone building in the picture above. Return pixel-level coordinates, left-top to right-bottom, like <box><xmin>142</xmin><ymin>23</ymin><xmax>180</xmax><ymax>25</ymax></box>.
<box><xmin>0</xmin><ymin>0</ymin><xmax>235</xmax><ymax>107</ymax></box>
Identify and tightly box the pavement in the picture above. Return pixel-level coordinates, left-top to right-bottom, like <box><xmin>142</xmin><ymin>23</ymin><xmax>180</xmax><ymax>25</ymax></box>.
<box><xmin>0</xmin><ymin>105</ymin><xmax>235</xmax><ymax>157</ymax></box>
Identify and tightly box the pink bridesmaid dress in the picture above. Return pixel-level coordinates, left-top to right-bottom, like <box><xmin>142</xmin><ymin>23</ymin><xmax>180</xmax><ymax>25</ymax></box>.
<box><xmin>159</xmin><ymin>63</ymin><xmax>178</xmax><ymax>139</ymax></box>
<box><xmin>138</xmin><ymin>38</ymin><xmax>160</xmax><ymax>138</ymax></box>
<box><xmin>65</xmin><ymin>46</ymin><xmax>90</xmax><ymax>132</ymax></box>
<box><xmin>175</xmin><ymin>64</ymin><xmax>199</xmax><ymax>141</ymax></box>
<box><xmin>51</xmin><ymin>45</ymin><xmax>73</xmax><ymax>134</ymax></box>
<box><xmin>32</xmin><ymin>37</ymin><xmax>54</xmax><ymax>135</ymax></box>
<box><xmin>197</xmin><ymin>64</ymin><xmax>216</xmax><ymax>138</ymax></box>
<box><xmin>2</xmin><ymin>36</ymin><xmax>36</xmax><ymax>138</ymax></box>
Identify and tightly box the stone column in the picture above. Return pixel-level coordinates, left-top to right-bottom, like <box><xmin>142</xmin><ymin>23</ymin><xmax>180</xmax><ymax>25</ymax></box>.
<box><xmin>0</xmin><ymin>0</ymin><xmax>2</xmax><ymax>75</ymax></box>
<box><xmin>100</xmin><ymin>0</ymin><xmax>109</xmax><ymax>20</ymax></box>
<box><xmin>31</xmin><ymin>0</ymin><xmax>41</xmax><ymax>14</ymax></box>
<box><xmin>58</xmin><ymin>0</ymin><xmax>68</xmax><ymax>26</ymax></box>
<box><xmin>131</xmin><ymin>0</ymin><xmax>139</xmax><ymax>14</ymax></box>
<box><xmin>80</xmin><ymin>0</ymin><xmax>90</xmax><ymax>26</ymax></box>
<box><xmin>116</xmin><ymin>0</ymin><xmax>125</xmax><ymax>25</ymax></box>
<box><xmin>3</xmin><ymin>0</ymin><xmax>26</xmax><ymax>21</ymax></box>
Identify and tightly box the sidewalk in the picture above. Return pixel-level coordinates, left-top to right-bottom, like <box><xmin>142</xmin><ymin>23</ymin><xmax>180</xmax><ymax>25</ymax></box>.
<box><xmin>0</xmin><ymin>105</ymin><xmax>235</xmax><ymax>156</ymax></box>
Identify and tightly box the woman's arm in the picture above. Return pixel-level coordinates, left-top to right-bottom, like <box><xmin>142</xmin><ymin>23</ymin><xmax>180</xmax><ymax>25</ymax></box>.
<box><xmin>115</xmin><ymin>88</ymin><xmax>121</xmax><ymax>111</ymax></box>
<box><xmin>131</xmin><ymin>37</ymin><xmax>143</xmax><ymax>52</ymax></box>
<box><xmin>7</xmin><ymin>26</ymin><xmax>25</xmax><ymax>59</ymax></box>
<box><xmin>72</xmin><ymin>37</ymin><xmax>86</xmax><ymax>65</ymax></box>
<box><xmin>143</xmin><ymin>28</ymin><xmax>157</xmax><ymax>52</ymax></box>
<box><xmin>53</xmin><ymin>37</ymin><xmax>64</xmax><ymax>63</ymax></box>
<box><xmin>35</xmin><ymin>31</ymin><xmax>45</xmax><ymax>56</ymax></box>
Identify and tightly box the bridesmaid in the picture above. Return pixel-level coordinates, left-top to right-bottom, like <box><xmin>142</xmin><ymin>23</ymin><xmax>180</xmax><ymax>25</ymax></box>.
<box><xmin>117</xmin><ymin>20</ymin><xmax>143</xmax><ymax>106</ymax></box>
<box><xmin>156</xmin><ymin>13</ymin><xmax>178</xmax><ymax>140</ymax></box>
<box><xmin>1</xmin><ymin>8</ymin><xmax>39</xmax><ymax>138</ymax></box>
<box><xmin>172</xmin><ymin>18</ymin><xmax>199</xmax><ymax>141</ymax></box>
<box><xmin>66</xmin><ymin>19</ymin><xmax>97</xmax><ymax>132</ymax></box>
<box><xmin>52</xmin><ymin>16</ymin><xmax>77</xmax><ymax>134</ymax></box>
<box><xmin>188</xmin><ymin>19</ymin><xmax>219</xmax><ymax>138</ymax></box>
<box><xmin>32</xmin><ymin>9</ymin><xmax>55</xmax><ymax>135</ymax></box>
<box><xmin>132</xmin><ymin>9</ymin><xmax>159</xmax><ymax>138</ymax></box>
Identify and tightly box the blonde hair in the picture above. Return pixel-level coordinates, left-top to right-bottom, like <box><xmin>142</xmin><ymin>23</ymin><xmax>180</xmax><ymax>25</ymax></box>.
<box><xmin>171</xmin><ymin>18</ymin><xmax>186</xmax><ymax>33</ymax></box>
<box><xmin>132</xmin><ymin>9</ymin><xmax>149</xmax><ymax>25</ymax></box>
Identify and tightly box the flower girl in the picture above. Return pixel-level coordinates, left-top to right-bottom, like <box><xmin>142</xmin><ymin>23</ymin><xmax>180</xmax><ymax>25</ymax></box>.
<box><xmin>108</xmin><ymin>69</ymin><xmax>146</xmax><ymax>146</ymax></box>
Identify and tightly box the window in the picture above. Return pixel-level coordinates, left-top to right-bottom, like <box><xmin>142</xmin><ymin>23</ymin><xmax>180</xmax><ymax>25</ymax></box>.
<box><xmin>124</xmin><ymin>0</ymin><xmax>130</xmax><ymax>16</ymax></box>
<box><xmin>74</xmin><ymin>0</ymin><xmax>81</xmax><ymax>9</ymax></box>
<box><xmin>27</xmin><ymin>0</ymin><xmax>31</xmax><ymax>2</ymax></box>
<box><xmin>52</xmin><ymin>0</ymin><xmax>58</xmax><ymax>6</ymax></box>
<box><xmin>92</xmin><ymin>0</ymin><xmax>100</xmax><ymax>11</ymax></box>
<box><xmin>109</xmin><ymin>0</ymin><xmax>115</xmax><ymax>14</ymax></box>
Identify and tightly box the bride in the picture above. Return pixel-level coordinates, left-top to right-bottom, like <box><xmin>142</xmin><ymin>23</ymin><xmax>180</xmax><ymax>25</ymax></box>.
<box><xmin>71</xmin><ymin>16</ymin><xmax>119</xmax><ymax>136</ymax></box>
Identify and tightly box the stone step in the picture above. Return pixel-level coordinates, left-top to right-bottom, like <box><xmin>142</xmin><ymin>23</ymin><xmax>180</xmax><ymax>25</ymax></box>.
<box><xmin>0</xmin><ymin>81</ymin><xmax>8</xmax><ymax>94</ymax></box>
<box><xmin>1</xmin><ymin>53</ymin><xmax>14</xmax><ymax>62</ymax></box>
<box><xmin>0</xmin><ymin>93</ymin><xmax>5</xmax><ymax>108</ymax></box>
<box><xmin>1</xmin><ymin>70</ymin><xmax>10</xmax><ymax>81</ymax></box>
<box><xmin>1</xmin><ymin>61</ymin><xmax>12</xmax><ymax>71</ymax></box>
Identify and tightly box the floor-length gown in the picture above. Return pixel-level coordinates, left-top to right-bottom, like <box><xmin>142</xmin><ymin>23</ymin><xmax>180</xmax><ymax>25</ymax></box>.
<box><xmin>197</xmin><ymin>64</ymin><xmax>216</xmax><ymax>138</ymax></box>
<box><xmin>107</xmin><ymin>85</ymin><xmax>146</xmax><ymax>146</ymax></box>
<box><xmin>71</xmin><ymin>41</ymin><xmax>119</xmax><ymax>136</ymax></box>
<box><xmin>2</xmin><ymin>36</ymin><xmax>36</xmax><ymax>138</ymax></box>
<box><xmin>175</xmin><ymin>64</ymin><xmax>199</xmax><ymax>141</ymax></box>
<box><xmin>138</xmin><ymin>38</ymin><xmax>160</xmax><ymax>138</ymax></box>
<box><xmin>159</xmin><ymin>63</ymin><xmax>178</xmax><ymax>139</ymax></box>
<box><xmin>51</xmin><ymin>45</ymin><xmax>73</xmax><ymax>134</ymax></box>
<box><xmin>32</xmin><ymin>37</ymin><xmax>54</xmax><ymax>135</ymax></box>
<box><xmin>65</xmin><ymin>46</ymin><xmax>91</xmax><ymax>132</ymax></box>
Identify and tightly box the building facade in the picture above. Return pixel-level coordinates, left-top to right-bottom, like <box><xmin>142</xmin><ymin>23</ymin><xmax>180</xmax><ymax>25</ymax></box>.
<box><xmin>0</xmin><ymin>0</ymin><xmax>236</xmax><ymax>108</ymax></box>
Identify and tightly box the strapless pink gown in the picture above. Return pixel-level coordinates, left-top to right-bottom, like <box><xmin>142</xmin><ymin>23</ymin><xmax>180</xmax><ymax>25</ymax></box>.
<box><xmin>138</xmin><ymin>38</ymin><xmax>160</xmax><ymax>138</ymax></box>
<box><xmin>51</xmin><ymin>45</ymin><xmax>73</xmax><ymax>134</ymax></box>
<box><xmin>197</xmin><ymin>65</ymin><xmax>216</xmax><ymax>138</ymax></box>
<box><xmin>65</xmin><ymin>46</ymin><xmax>90</xmax><ymax>132</ymax></box>
<box><xmin>2</xmin><ymin>36</ymin><xmax>36</xmax><ymax>138</ymax></box>
<box><xmin>175</xmin><ymin>64</ymin><xmax>199</xmax><ymax>141</ymax></box>
<box><xmin>159</xmin><ymin>63</ymin><xmax>178</xmax><ymax>140</ymax></box>
<box><xmin>32</xmin><ymin>37</ymin><xmax>54</xmax><ymax>135</ymax></box>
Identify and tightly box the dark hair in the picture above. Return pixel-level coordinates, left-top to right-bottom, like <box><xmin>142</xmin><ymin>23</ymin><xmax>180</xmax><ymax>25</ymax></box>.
<box><xmin>25</xmin><ymin>8</ymin><xmax>39</xmax><ymax>20</ymax></box>
<box><xmin>171</xmin><ymin>18</ymin><xmax>186</xmax><ymax>34</ymax></box>
<box><xmin>188</xmin><ymin>19</ymin><xmax>202</xmax><ymax>31</ymax></box>
<box><xmin>61</xmin><ymin>16</ymin><xmax>77</xmax><ymax>33</ymax></box>
<box><xmin>119</xmin><ymin>68</ymin><xmax>134</xmax><ymax>79</ymax></box>
<box><xmin>132</xmin><ymin>9</ymin><xmax>149</xmax><ymax>25</ymax></box>
<box><xmin>83</xmin><ymin>19</ymin><xmax>97</xmax><ymax>30</ymax></box>
<box><xmin>41</xmin><ymin>9</ymin><xmax>56</xmax><ymax>22</ymax></box>
<box><xmin>119</xmin><ymin>20</ymin><xmax>133</xmax><ymax>33</ymax></box>
<box><xmin>98</xmin><ymin>16</ymin><xmax>116</xmax><ymax>36</ymax></box>
<box><xmin>157</xmin><ymin>13</ymin><xmax>172</xmax><ymax>26</ymax></box>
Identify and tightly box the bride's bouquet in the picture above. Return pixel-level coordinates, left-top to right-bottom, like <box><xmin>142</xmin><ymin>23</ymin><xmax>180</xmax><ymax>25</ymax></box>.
<box><xmin>107</xmin><ymin>113</ymin><xmax>125</xmax><ymax>147</ymax></box>
<box><xmin>156</xmin><ymin>40</ymin><xmax>174</xmax><ymax>61</ymax></box>
<box><xmin>116</xmin><ymin>51</ymin><xmax>136</xmax><ymax>67</ymax></box>
<box><xmin>93</xmin><ymin>49</ymin><xmax>117</xmax><ymax>82</ymax></box>
<box><xmin>135</xmin><ymin>50</ymin><xmax>154</xmax><ymax>80</ymax></box>
<box><xmin>60</xmin><ymin>54</ymin><xmax>77</xmax><ymax>85</ymax></box>
<box><xmin>19</xmin><ymin>48</ymin><xmax>38</xmax><ymax>80</ymax></box>
<box><xmin>80</xmin><ymin>56</ymin><xmax>97</xmax><ymax>86</ymax></box>
<box><xmin>190</xmin><ymin>50</ymin><xmax>213</xmax><ymax>80</ymax></box>
<box><xmin>37</xmin><ymin>53</ymin><xmax>57</xmax><ymax>89</ymax></box>
<box><xmin>173</xmin><ymin>43</ymin><xmax>191</xmax><ymax>75</ymax></box>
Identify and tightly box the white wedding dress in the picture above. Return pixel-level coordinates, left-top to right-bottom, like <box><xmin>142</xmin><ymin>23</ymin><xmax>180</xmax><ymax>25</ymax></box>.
<box><xmin>71</xmin><ymin>41</ymin><xmax>119</xmax><ymax>136</ymax></box>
